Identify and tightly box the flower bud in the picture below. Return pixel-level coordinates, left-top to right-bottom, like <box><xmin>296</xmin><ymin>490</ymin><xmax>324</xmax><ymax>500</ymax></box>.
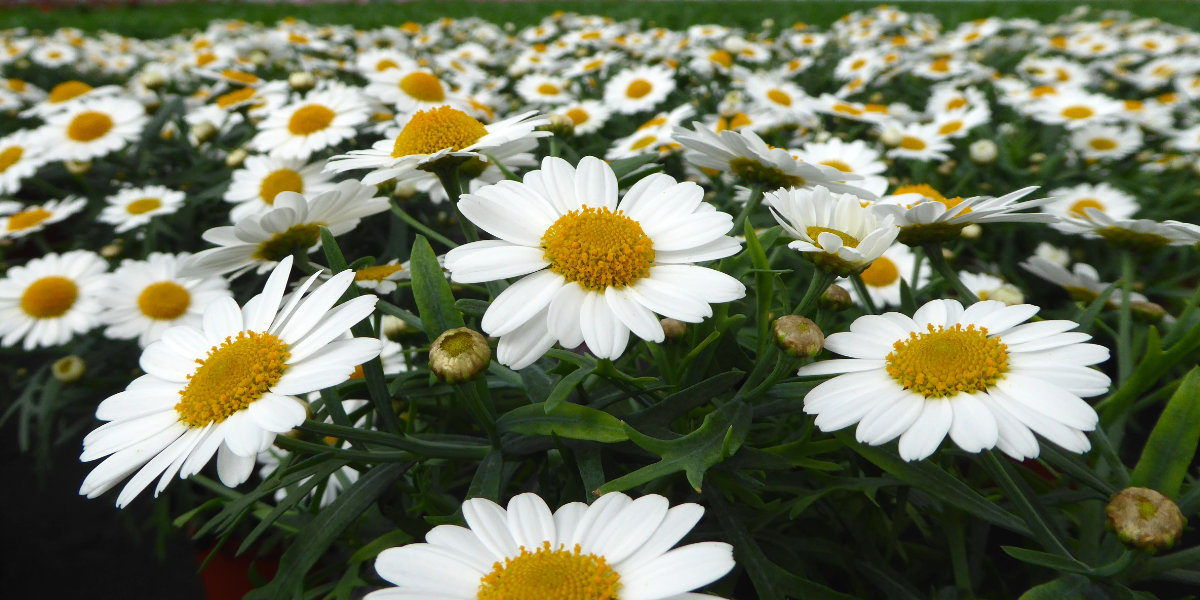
<box><xmin>772</xmin><ymin>315</ymin><xmax>824</xmax><ymax>358</ymax></box>
<box><xmin>660</xmin><ymin>318</ymin><xmax>687</xmax><ymax>341</ymax></box>
<box><xmin>1131</xmin><ymin>300</ymin><xmax>1166</xmax><ymax>324</ymax></box>
<box><xmin>879</xmin><ymin>127</ymin><xmax>904</xmax><ymax>147</ymax></box>
<box><xmin>52</xmin><ymin>355</ymin><xmax>86</xmax><ymax>383</ymax></box>
<box><xmin>1106</xmin><ymin>487</ymin><xmax>1186</xmax><ymax>552</ymax></box>
<box><xmin>248</xmin><ymin>50</ymin><xmax>269</xmax><ymax>66</ymax></box>
<box><xmin>381</xmin><ymin>314</ymin><xmax>408</xmax><ymax>341</ymax></box>
<box><xmin>289</xmin><ymin>71</ymin><xmax>316</xmax><ymax>91</ymax></box>
<box><xmin>224</xmin><ymin>148</ymin><xmax>248</xmax><ymax>168</ymax></box>
<box><xmin>99</xmin><ymin>242</ymin><xmax>123</xmax><ymax>258</ymax></box>
<box><xmin>191</xmin><ymin>121</ymin><xmax>217</xmax><ymax>144</ymax></box>
<box><xmin>65</xmin><ymin>160</ymin><xmax>92</xmax><ymax>175</ymax></box>
<box><xmin>430</xmin><ymin>327</ymin><xmax>491</xmax><ymax>383</ymax></box>
<box><xmin>820</xmin><ymin>284</ymin><xmax>852</xmax><ymax>311</ymax></box>
<box><xmin>983</xmin><ymin>283</ymin><xmax>1024</xmax><ymax>306</ymax></box>
<box><xmin>1028</xmin><ymin>152</ymin><xmax>1046</xmax><ymax>163</ymax></box>
<box><xmin>969</xmin><ymin>139</ymin><xmax>997</xmax><ymax>164</ymax></box>
<box><xmin>543</xmin><ymin>113</ymin><xmax>575</xmax><ymax>137</ymax></box>
<box><xmin>138</xmin><ymin>70</ymin><xmax>167</xmax><ymax>90</ymax></box>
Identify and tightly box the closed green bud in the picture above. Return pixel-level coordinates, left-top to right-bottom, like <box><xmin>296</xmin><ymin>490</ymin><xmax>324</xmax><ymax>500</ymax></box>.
<box><xmin>773</xmin><ymin>315</ymin><xmax>824</xmax><ymax>358</ymax></box>
<box><xmin>1106</xmin><ymin>487</ymin><xmax>1186</xmax><ymax>552</ymax></box>
<box><xmin>820</xmin><ymin>284</ymin><xmax>852</xmax><ymax>311</ymax></box>
<box><xmin>430</xmin><ymin>327</ymin><xmax>491</xmax><ymax>383</ymax></box>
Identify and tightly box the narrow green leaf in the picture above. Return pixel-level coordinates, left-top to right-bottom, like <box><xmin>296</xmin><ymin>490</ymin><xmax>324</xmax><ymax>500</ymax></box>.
<box><xmin>1018</xmin><ymin>575</ymin><xmax>1094</xmax><ymax>600</ymax></box>
<box><xmin>544</xmin><ymin>365</ymin><xmax>593</xmax><ymax>412</ymax></box>
<box><xmin>238</xmin><ymin>459</ymin><xmax>350</xmax><ymax>554</ymax></box>
<box><xmin>629</xmin><ymin>370</ymin><xmax>742</xmax><ymax>430</ymax></box>
<box><xmin>1131</xmin><ymin>367</ymin><xmax>1200</xmax><ymax>499</ymax></box>
<box><xmin>1001</xmin><ymin>546</ymin><xmax>1091</xmax><ymax>574</ymax></box>
<box><xmin>409</xmin><ymin>235</ymin><xmax>464</xmax><ymax>341</ymax></box>
<box><xmin>454</xmin><ymin>298</ymin><xmax>490</xmax><ymax>318</ymax></box>
<box><xmin>320</xmin><ymin>226</ymin><xmax>349</xmax><ymax>272</ymax></box>
<box><xmin>466</xmin><ymin>448</ymin><xmax>504</xmax><ymax>502</ymax></box>
<box><xmin>497</xmin><ymin>402</ymin><xmax>628</xmax><ymax>443</ymax></box>
<box><xmin>608</xmin><ymin>153</ymin><xmax>659</xmax><ymax>179</ymax></box>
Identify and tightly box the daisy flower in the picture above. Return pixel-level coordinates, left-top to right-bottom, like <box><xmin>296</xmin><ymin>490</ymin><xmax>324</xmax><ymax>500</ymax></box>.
<box><xmin>96</xmin><ymin>253</ymin><xmax>233</xmax><ymax>347</ymax></box>
<box><xmin>958</xmin><ymin>271</ymin><xmax>1025</xmax><ymax>306</ymax></box>
<box><xmin>41</xmin><ymin>96</ymin><xmax>147</xmax><ymax>162</ymax></box>
<box><xmin>1030</xmin><ymin>91</ymin><xmax>1123</xmax><ymax>129</ymax></box>
<box><xmin>0</xmin><ymin>130</ymin><xmax>49</xmax><ymax>194</ymax></box>
<box><xmin>0</xmin><ymin>250</ymin><xmax>108</xmax><ymax>350</ymax></box>
<box><xmin>1069</xmin><ymin>123</ymin><xmax>1142</xmax><ymax>161</ymax></box>
<box><xmin>98</xmin><ymin>185</ymin><xmax>187</xmax><ymax>233</ymax></box>
<box><xmin>875</xmin><ymin>184</ymin><xmax>1054</xmax><ymax>245</ymax></box>
<box><xmin>79</xmin><ymin>256</ymin><xmax>381</xmax><ymax>507</ymax></box>
<box><xmin>604</xmin><ymin>64</ymin><xmax>676</xmax><ymax>114</ymax></box>
<box><xmin>798</xmin><ymin>299</ymin><xmax>1110</xmax><ymax>461</ymax></box>
<box><xmin>0</xmin><ymin>196</ymin><xmax>87</xmax><ymax>240</ymax></box>
<box><xmin>553</xmin><ymin>100</ymin><xmax>612</xmax><ymax>135</ymax></box>
<box><xmin>515</xmin><ymin>73</ymin><xmax>573</xmax><ymax>105</ymax></box>
<box><xmin>250</xmin><ymin>83</ymin><xmax>369</xmax><ymax>160</ymax></box>
<box><xmin>367</xmin><ymin>491</ymin><xmax>735</xmax><ymax>600</ymax></box>
<box><xmin>364</xmin><ymin>67</ymin><xmax>466</xmax><ymax>113</ymax></box>
<box><xmin>1022</xmin><ymin>256</ymin><xmax>1146</xmax><ymax>307</ymax></box>
<box><xmin>883</xmin><ymin>121</ymin><xmax>955</xmax><ymax>162</ymax></box>
<box><xmin>324</xmin><ymin>105</ymin><xmax>548</xmax><ymax>186</ymax></box>
<box><xmin>794</xmin><ymin>138</ymin><xmax>889</xmax><ymax>197</ymax></box>
<box><xmin>842</xmin><ymin>243</ymin><xmax>928</xmax><ymax>308</ymax></box>
<box><xmin>444</xmin><ymin>156</ymin><xmax>745</xmax><ymax>370</ymax></box>
<box><xmin>1044</xmin><ymin>182</ymin><xmax>1138</xmax><ymax>232</ymax></box>
<box><xmin>182</xmin><ymin>180</ymin><xmax>390</xmax><ymax>279</ymax></box>
<box><xmin>351</xmin><ymin>258</ymin><xmax>412</xmax><ymax>294</ymax></box>
<box><xmin>767</xmin><ymin>185</ymin><xmax>899</xmax><ymax>276</ymax></box>
<box><xmin>1053</xmin><ymin>211</ymin><xmax>1200</xmax><ymax>251</ymax></box>
<box><xmin>744</xmin><ymin>74</ymin><xmax>812</xmax><ymax>121</ymax></box>
<box><xmin>224</xmin><ymin>155</ymin><xmax>335</xmax><ymax>223</ymax></box>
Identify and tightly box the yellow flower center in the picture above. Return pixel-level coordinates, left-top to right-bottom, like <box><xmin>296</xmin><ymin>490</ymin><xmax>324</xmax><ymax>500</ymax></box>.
<box><xmin>930</xmin><ymin>58</ymin><xmax>950</xmax><ymax>72</ymax></box>
<box><xmin>729</xmin><ymin>157</ymin><xmax>804</xmax><ymax>189</ymax></box>
<box><xmin>216</xmin><ymin>87</ymin><xmax>256</xmax><ymax>108</ymax></box>
<box><xmin>938</xmin><ymin>121</ymin><xmax>963</xmax><ymax>136</ymax></box>
<box><xmin>629</xmin><ymin>135</ymin><xmax>658</xmax><ymax>151</ymax></box>
<box><xmin>806</xmin><ymin>226</ymin><xmax>860</xmax><ymax>249</ymax></box>
<box><xmin>946</xmin><ymin>97</ymin><xmax>968</xmax><ymax>111</ymax></box>
<box><xmin>625</xmin><ymin>79</ymin><xmax>653</xmax><ymax>99</ymax></box>
<box><xmin>1069</xmin><ymin>198</ymin><xmax>1104</xmax><ymax>216</ymax></box>
<box><xmin>399</xmin><ymin>71</ymin><xmax>446</xmax><ymax>102</ymax></box>
<box><xmin>1061</xmin><ymin>105</ymin><xmax>1094</xmax><ymax>120</ymax></box>
<box><xmin>354</xmin><ymin>264</ymin><xmax>405</xmax><ymax>281</ymax></box>
<box><xmin>48</xmin><ymin>80</ymin><xmax>92</xmax><ymax>104</ymax></box>
<box><xmin>819</xmin><ymin>159</ymin><xmax>853</xmax><ymax>173</ymax></box>
<box><xmin>709</xmin><ymin>49</ymin><xmax>733</xmax><ymax>68</ymax></box>
<box><xmin>126</xmin><ymin>198</ymin><xmax>162</xmax><ymax>215</ymax></box>
<box><xmin>766</xmin><ymin>89</ymin><xmax>792</xmax><ymax>106</ymax></box>
<box><xmin>260</xmin><ymin>168</ymin><xmax>304</xmax><ymax>205</ymax></box>
<box><xmin>0</xmin><ymin>145</ymin><xmax>23</xmax><ymax>173</ymax></box>
<box><xmin>287</xmin><ymin>104</ymin><xmax>335</xmax><ymax>136</ymax></box>
<box><xmin>477</xmin><ymin>542</ymin><xmax>619</xmax><ymax>600</ymax></box>
<box><xmin>899</xmin><ymin>136</ymin><xmax>927</xmax><ymax>151</ymax></box>
<box><xmin>196</xmin><ymin>53</ymin><xmax>217</xmax><ymax>67</ymax></box>
<box><xmin>20</xmin><ymin>276</ymin><xmax>78</xmax><ymax>318</ymax></box>
<box><xmin>391</xmin><ymin>105</ymin><xmax>487</xmax><ymax>158</ymax></box>
<box><xmin>7</xmin><ymin>207</ymin><xmax>52</xmax><ymax>231</ymax></box>
<box><xmin>376</xmin><ymin>59</ymin><xmax>399</xmax><ymax>71</ymax></box>
<box><xmin>542</xmin><ymin>206</ymin><xmax>654</xmax><ymax>290</ymax></box>
<box><xmin>860</xmin><ymin>255</ymin><xmax>900</xmax><ymax>287</ymax></box>
<box><xmin>1089</xmin><ymin>138</ymin><xmax>1117</xmax><ymax>151</ymax></box>
<box><xmin>8</xmin><ymin>78</ymin><xmax>27</xmax><ymax>92</ymax></box>
<box><xmin>174</xmin><ymin>330</ymin><xmax>290</xmax><ymax>428</ymax></box>
<box><xmin>221</xmin><ymin>69</ymin><xmax>259</xmax><ymax>85</ymax></box>
<box><xmin>566</xmin><ymin>108</ymin><xmax>590</xmax><ymax>125</ymax></box>
<box><xmin>1096</xmin><ymin>227</ymin><xmax>1172</xmax><ymax>252</ymax></box>
<box><xmin>254</xmin><ymin>223</ymin><xmax>323</xmax><ymax>261</ymax></box>
<box><xmin>67</xmin><ymin>111</ymin><xmax>114</xmax><ymax>142</ymax></box>
<box><xmin>885</xmin><ymin>324</ymin><xmax>1009</xmax><ymax>398</ymax></box>
<box><xmin>832</xmin><ymin>103</ymin><xmax>863</xmax><ymax>116</ymax></box>
<box><xmin>537</xmin><ymin>83</ymin><xmax>561</xmax><ymax>95</ymax></box>
<box><xmin>137</xmin><ymin>281</ymin><xmax>191</xmax><ymax>320</ymax></box>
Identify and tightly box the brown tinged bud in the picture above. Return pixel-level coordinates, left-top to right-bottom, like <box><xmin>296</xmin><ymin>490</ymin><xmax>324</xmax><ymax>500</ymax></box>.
<box><xmin>1130</xmin><ymin>301</ymin><xmax>1166</xmax><ymax>324</ymax></box>
<box><xmin>430</xmin><ymin>327</ymin><xmax>491</xmax><ymax>383</ymax></box>
<box><xmin>660</xmin><ymin>318</ymin><xmax>687</xmax><ymax>341</ymax></box>
<box><xmin>99</xmin><ymin>242</ymin><xmax>123</xmax><ymax>258</ymax></box>
<box><xmin>820</xmin><ymin>284</ymin><xmax>852</xmax><ymax>311</ymax></box>
<box><xmin>191</xmin><ymin>121</ymin><xmax>217</xmax><ymax>144</ymax></box>
<box><xmin>542</xmin><ymin>113</ymin><xmax>575</xmax><ymax>137</ymax></box>
<box><xmin>772</xmin><ymin>315</ymin><xmax>824</xmax><ymax>358</ymax></box>
<box><xmin>1106</xmin><ymin>487</ymin><xmax>1185</xmax><ymax>552</ymax></box>
<box><xmin>225</xmin><ymin>148</ymin><xmax>248</xmax><ymax>168</ymax></box>
<box><xmin>51</xmin><ymin>355</ymin><xmax>86</xmax><ymax>383</ymax></box>
<box><xmin>65</xmin><ymin>159</ymin><xmax>92</xmax><ymax>175</ymax></box>
<box><xmin>288</xmin><ymin>71</ymin><xmax>316</xmax><ymax>91</ymax></box>
<box><xmin>381</xmin><ymin>314</ymin><xmax>408</xmax><ymax>342</ymax></box>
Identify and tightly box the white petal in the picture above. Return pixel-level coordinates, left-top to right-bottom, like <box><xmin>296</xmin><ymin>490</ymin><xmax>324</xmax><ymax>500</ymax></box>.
<box><xmin>506</xmin><ymin>493</ymin><xmax>557</xmax><ymax>551</ymax></box>
<box><xmin>947</xmin><ymin>392</ymin><xmax>999</xmax><ymax>453</ymax></box>
<box><xmin>619</xmin><ymin>542</ymin><xmax>736</xmax><ymax>600</ymax></box>
<box><xmin>897</xmin><ymin>399</ymin><xmax>953</xmax><ymax>460</ymax></box>
<box><xmin>462</xmin><ymin>497</ymin><xmax>519</xmax><ymax>560</ymax></box>
<box><xmin>481</xmin><ymin>270</ymin><xmax>564</xmax><ymax>337</ymax></box>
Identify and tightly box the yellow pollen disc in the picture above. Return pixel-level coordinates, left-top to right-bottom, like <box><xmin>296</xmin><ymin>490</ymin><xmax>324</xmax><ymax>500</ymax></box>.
<box><xmin>287</xmin><ymin>104</ymin><xmax>335</xmax><ymax>136</ymax></box>
<box><xmin>1089</xmin><ymin>138</ymin><xmax>1117</xmax><ymax>151</ymax></box>
<box><xmin>1061</xmin><ymin>105</ymin><xmax>1094</xmax><ymax>120</ymax></box>
<box><xmin>946</xmin><ymin>98</ymin><xmax>968</xmax><ymax>111</ymax></box>
<box><xmin>137</xmin><ymin>281</ymin><xmax>191</xmax><ymax>320</ymax></box>
<box><xmin>175</xmin><ymin>330</ymin><xmax>290</xmax><ymax>428</ymax></box>
<box><xmin>833</xmin><ymin>103</ymin><xmax>863</xmax><ymax>116</ymax></box>
<box><xmin>477</xmin><ymin>542</ymin><xmax>619</xmax><ymax>600</ymax></box>
<box><xmin>196</xmin><ymin>53</ymin><xmax>217</xmax><ymax>67</ymax></box>
<box><xmin>399</xmin><ymin>71</ymin><xmax>446</xmax><ymax>102</ymax></box>
<box><xmin>766</xmin><ymin>89</ymin><xmax>792</xmax><ymax>106</ymax></box>
<box><xmin>850</xmin><ymin>58</ymin><xmax>867</xmax><ymax>70</ymax></box>
<box><xmin>1158</xmin><ymin>92</ymin><xmax>1178</xmax><ymax>104</ymax></box>
<box><xmin>728</xmin><ymin>112</ymin><xmax>753</xmax><ymax>129</ymax></box>
<box><xmin>565</xmin><ymin>108</ymin><xmax>590</xmax><ymax>125</ymax></box>
<box><xmin>894</xmin><ymin>183</ymin><xmax>946</xmax><ymax>202</ymax></box>
<box><xmin>537</xmin><ymin>83</ymin><xmax>561</xmax><ymax>95</ymax></box>
<box><xmin>221</xmin><ymin>69</ymin><xmax>259</xmax><ymax>84</ymax></box>
<box><xmin>48</xmin><ymin>80</ymin><xmax>92</xmax><ymax>104</ymax></box>
<box><xmin>0</xmin><ymin>145</ymin><xmax>21</xmax><ymax>173</ymax></box>
<box><xmin>1124</xmin><ymin>99</ymin><xmax>1143</xmax><ymax>111</ymax></box>
<box><xmin>67</xmin><ymin>111</ymin><xmax>114</xmax><ymax>142</ymax></box>
<box><xmin>629</xmin><ymin>135</ymin><xmax>658</xmax><ymax>151</ymax></box>
<box><xmin>254</xmin><ymin>223</ymin><xmax>323</xmax><ymax>262</ymax></box>
<box><xmin>863</xmin><ymin>103</ymin><xmax>888</xmax><ymax>114</ymax></box>
<box><xmin>542</xmin><ymin>206</ymin><xmax>654</xmax><ymax>290</ymax></box>
<box><xmin>729</xmin><ymin>157</ymin><xmax>804</xmax><ymax>189</ymax></box>
<box><xmin>8</xmin><ymin>78</ymin><xmax>26</xmax><ymax>92</ymax></box>
<box><xmin>860</xmin><ymin>256</ymin><xmax>899</xmax><ymax>287</ymax></box>
<box><xmin>930</xmin><ymin>58</ymin><xmax>950</xmax><ymax>72</ymax></box>
<box><xmin>885</xmin><ymin>324</ymin><xmax>1009</xmax><ymax>398</ymax></box>
<box><xmin>391</xmin><ymin>105</ymin><xmax>487</xmax><ymax>158</ymax></box>
<box><xmin>820</xmin><ymin>159</ymin><xmax>853</xmax><ymax>173</ymax></box>
<box><xmin>21</xmin><ymin>276</ymin><xmax>78</xmax><ymax>318</ymax></box>
<box><xmin>899</xmin><ymin>136</ymin><xmax>927</xmax><ymax>151</ymax></box>
<box><xmin>709</xmin><ymin>49</ymin><xmax>733</xmax><ymax>68</ymax></box>
<box><xmin>583</xmin><ymin>59</ymin><xmax>604</xmax><ymax>71</ymax></box>
<box><xmin>354</xmin><ymin>264</ymin><xmax>405</xmax><ymax>281</ymax></box>
<box><xmin>1069</xmin><ymin>198</ymin><xmax>1104</xmax><ymax>216</ymax></box>
<box><xmin>376</xmin><ymin>59</ymin><xmax>399</xmax><ymax>71</ymax></box>
<box><xmin>806</xmin><ymin>226</ymin><xmax>860</xmax><ymax>249</ymax></box>
<box><xmin>7</xmin><ymin>207</ymin><xmax>53</xmax><ymax>231</ymax></box>
<box><xmin>216</xmin><ymin>87</ymin><xmax>256</xmax><ymax>108</ymax></box>
<box><xmin>126</xmin><ymin>198</ymin><xmax>162</xmax><ymax>214</ymax></box>
<box><xmin>625</xmin><ymin>79</ymin><xmax>653</xmax><ymax>99</ymax></box>
<box><xmin>260</xmin><ymin>169</ymin><xmax>304</xmax><ymax>205</ymax></box>
<box><xmin>938</xmin><ymin>121</ymin><xmax>963</xmax><ymax>136</ymax></box>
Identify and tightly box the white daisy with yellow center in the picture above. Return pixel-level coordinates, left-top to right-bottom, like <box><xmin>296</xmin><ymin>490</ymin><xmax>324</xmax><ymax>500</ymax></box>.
<box><xmin>1044</xmin><ymin>182</ymin><xmax>1138</xmax><ymax>233</ymax></box>
<box><xmin>445</xmin><ymin>156</ymin><xmax>745</xmax><ymax>369</ymax></box>
<box><xmin>98</xmin><ymin>185</ymin><xmax>187</xmax><ymax>233</ymax></box>
<box><xmin>882</xmin><ymin>121</ymin><xmax>956</xmax><ymax>162</ymax></box>
<box><xmin>794</xmin><ymin>138</ymin><xmax>889</xmax><ymax>198</ymax></box>
<box><xmin>1030</xmin><ymin>91</ymin><xmax>1123</xmax><ymax>130</ymax></box>
<box><xmin>876</xmin><ymin>184</ymin><xmax>1053</xmax><ymax>246</ymax></box>
<box><xmin>767</xmin><ymin>185</ymin><xmax>898</xmax><ymax>276</ymax></box>
<box><xmin>364</xmin><ymin>66</ymin><xmax>466</xmax><ymax>114</ymax></box>
<box><xmin>553</xmin><ymin>100</ymin><xmax>611</xmax><ymax>136</ymax></box>
<box><xmin>798</xmin><ymin>299</ymin><xmax>1110</xmax><ymax>461</ymax></box>
<box><xmin>41</xmin><ymin>96</ymin><xmax>147</xmax><ymax>162</ymax></box>
<box><xmin>515</xmin><ymin>73</ymin><xmax>573</xmax><ymax>105</ymax></box>
<box><xmin>96</xmin><ymin>252</ymin><xmax>232</xmax><ymax>347</ymax></box>
<box><xmin>0</xmin><ymin>250</ymin><xmax>108</xmax><ymax>350</ymax></box>
<box><xmin>224</xmin><ymin>154</ymin><xmax>335</xmax><ymax>222</ymax></box>
<box><xmin>1069</xmin><ymin>123</ymin><xmax>1143</xmax><ymax>161</ymax></box>
<box><xmin>0</xmin><ymin>196</ymin><xmax>87</xmax><ymax>240</ymax></box>
<box><xmin>79</xmin><ymin>255</ymin><xmax>382</xmax><ymax>507</ymax></box>
<box><xmin>0</xmin><ymin>130</ymin><xmax>49</xmax><ymax>195</ymax></box>
<box><xmin>367</xmin><ymin>492</ymin><xmax>735</xmax><ymax>600</ymax></box>
<box><xmin>250</xmin><ymin>83</ymin><xmax>369</xmax><ymax>160</ymax></box>
<box><xmin>839</xmin><ymin>243</ymin><xmax>927</xmax><ymax>308</ymax></box>
<box><xmin>603</xmin><ymin>64</ymin><xmax>676</xmax><ymax>114</ymax></box>
<box><xmin>1052</xmin><ymin>210</ymin><xmax>1200</xmax><ymax>251</ymax></box>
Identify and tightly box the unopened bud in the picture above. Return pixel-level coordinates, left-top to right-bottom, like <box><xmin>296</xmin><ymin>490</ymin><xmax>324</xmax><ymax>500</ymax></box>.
<box><xmin>1106</xmin><ymin>487</ymin><xmax>1186</xmax><ymax>552</ymax></box>
<box><xmin>429</xmin><ymin>327</ymin><xmax>491</xmax><ymax>383</ymax></box>
<box><xmin>969</xmin><ymin>139</ymin><xmax>997</xmax><ymax>164</ymax></box>
<box><xmin>880</xmin><ymin>127</ymin><xmax>904</xmax><ymax>147</ymax></box>
<box><xmin>99</xmin><ymin>242</ymin><xmax>123</xmax><ymax>258</ymax></box>
<box><xmin>289</xmin><ymin>71</ymin><xmax>316</xmax><ymax>91</ymax></box>
<box><xmin>1131</xmin><ymin>301</ymin><xmax>1166</xmax><ymax>323</ymax></box>
<box><xmin>191</xmin><ymin>121</ymin><xmax>217</xmax><ymax>144</ymax></box>
<box><xmin>660</xmin><ymin>318</ymin><xmax>687</xmax><ymax>341</ymax></box>
<box><xmin>248</xmin><ymin>49</ymin><xmax>269</xmax><ymax>66</ymax></box>
<box><xmin>225</xmin><ymin>148</ymin><xmax>248</xmax><ymax>168</ymax></box>
<box><xmin>138</xmin><ymin>70</ymin><xmax>167</xmax><ymax>90</ymax></box>
<box><xmin>772</xmin><ymin>315</ymin><xmax>824</xmax><ymax>358</ymax></box>
<box><xmin>543</xmin><ymin>113</ymin><xmax>575</xmax><ymax>137</ymax></box>
<box><xmin>960</xmin><ymin>223</ymin><xmax>982</xmax><ymax>239</ymax></box>
<box><xmin>392</xmin><ymin>182</ymin><xmax>418</xmax><ymax>199</ymax></box>
<box><xmin>65</xmin><ymin>160</ymin><xmax>92</xmax><ymax>175</ymax></box>
<box><xmin>983</xmin><ymin>283</ymin><xmax>1024</xmax><ymax>306</ymax></box>
<box><xmin>1028</xmin><ymin>152</ymin><xmax>1046</xmax><ymax>163</ymax></box>
<box><xmin>820</xmin><ymin>284</ymin><xmax>852</xmax><ymax>311</ymax></box>
<box><xmin>381</xmin><ymin>314</ymin><xmax>408</xmax><ymax>341</ymax></box>
<box><xmin>52</xmin><ymin>355</ymin><xmax>86</xmax><ymax>383</ymax></box>
<box><xmin>936</xmin><ymin>159</ymin><xmax>957</xmax><ymax>176</ymax></box>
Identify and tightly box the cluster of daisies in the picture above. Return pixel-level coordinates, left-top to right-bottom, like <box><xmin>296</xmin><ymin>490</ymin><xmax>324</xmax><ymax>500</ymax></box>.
<box><xmin>3</xmin><ymin>5</ymin><xmax>1200</xmax><ymax>598</ymax></box>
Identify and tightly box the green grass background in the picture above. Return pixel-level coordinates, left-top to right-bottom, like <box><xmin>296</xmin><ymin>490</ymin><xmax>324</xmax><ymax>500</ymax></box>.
<box><xmin>4</xmin><ymin>1</ymin><xmax>1200</xmax><ymax>37</ymax></box>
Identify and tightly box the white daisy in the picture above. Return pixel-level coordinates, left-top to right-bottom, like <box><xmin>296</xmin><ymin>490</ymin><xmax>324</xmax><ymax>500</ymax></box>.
<box><xmin>767</xmin><ymin>185</ymin><xmax>898</xmax><ymax>276</ymax></box>
<box><xmin>1070</xmin><ymin>123</ymin><xmax>1142</xmax><ymax>161</ymax></box>
<box><xmin>0</xmin><ymin>196</ymin><xmax>87</xmax><ymax>240</ymax></box>
<box><xmin>604</xmin><ymin>64</ymin><xmax>676</xmax><ymax>114</ymax></box>
<box><xmin>96</xmin><ymin>252</ymin><xmax>233</xmax><ymax>347</ymax></box>
<box><xmin>841</xmin><ymin>243</ymin><xmax>928</xmax><ymax>308</ymax></box>
<box><xmin>883</xmin><ymin>122</ymin><xmax>955</xmax><ymax>162</ymax></box>
<box><xmin>1044</xmin><ymin>182</ymin><xmax>1138</xmax><ymax>233</ymax></box>
<box><xmin>875</xmin><ymin>184</ymin><xmax>1054</xmax><ymax>246</ymax></box>
<box><xmin>1054</xmin><ymin>211</ymin><xmax>1200</xmax><ymax>251</ymax></box>
<box><xmin>367</xmin><ymin>491</ymin><xmax>735</xmax><ymax>600</ymax></box>
<box><xmin>364</xmin><ymin>66</ymin><xmax>467</xmax><ymax>113</ymax></box>
<box><xmin>250</xmin><ymin>83</ymin><xmax>369</xmax><ymax>160</ymax></box>
<box><xmin>0</xmin><ymin>130</ymin><xmax>49</xmax><ymax>195</ymax></box>
<box><xmin>98</xmin><ymin>185</ymin><xmax>187</xmax><ymax>233</ymax></box>
<box><xmin>444</xmin><ymin>156</ymin><xmax>745</xmax><ymax>369</ymax></box>
<box><xmin>0</xmin><ymin>250</ymin><xmax>108</xmax><ymax>350</ymax></box>
<box><xmin>798</xmin><ymin>299</ymin><xmax>1110</xmax><ymax>461</ymax></box>
<box><xmin>553</xmin><ymin>100</ymin><xmax>612</xmax><ymax>136</ymax></box>
<box><xmin>224</xmin><ymin>155</ymin><xmax>335</xmax><ymax>223</ymax></box>
<box><xmin>1022</xmin><ymin>257</ymin><xmax>1146</xmax><ymax>307</ymax></box>
<box><xmin>79</xmin><ymin>255</ymin><xmax>382</xmax><ymax>507</ymax></box>
<box><xmin>40</xmin><ymin>96</ymin><xmax>147</xmax><ymax>162</ymax></box>
<box><xmin>515</xmin><ymin>73</ymin><xmax>573</xmax><ymax>105</ymax></box>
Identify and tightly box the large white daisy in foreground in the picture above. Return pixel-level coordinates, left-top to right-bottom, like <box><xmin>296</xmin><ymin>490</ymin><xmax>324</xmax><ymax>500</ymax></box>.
<box><xmin>367</xmin><ymin>492</ymin><xmax>735</xmax><ymax>600</ymax></box>
<box><xmin>79</xmin><ymin>256</ymin><xmax>382</xmax><ymax>507</ymax></box>
<box><xmin>444</xmin><ymin>156</ymin><xmax>745</xmax><ymax>369</ymax></box>
<box><xmin>798</xmin><ymin>299</ymin><xmax>1110</xmax><ymax>461</ymax></box>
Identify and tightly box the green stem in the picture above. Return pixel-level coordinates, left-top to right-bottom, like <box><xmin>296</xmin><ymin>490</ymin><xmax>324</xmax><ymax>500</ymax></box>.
<box><xmin>731</xmin><ymin>184</ymin><xmax>763</xmax><ymax>235</ymax></box>
<box><xmin>849</xmin><ymin>273</ymin><xmax>879</xmax><ymax>315</ymax></box>
<box><xmin>923</xmin><ymin>243</ymin><xmax>977</xmax><ymax>302</ymax></box>
<box><xmin>389</xmin><ymin>199</ymin><xmax>456</xmax><ymax>249</ymax></box>
<box><xmin>1117</xmin><ymin>251</ymin><xmax>1135</xmax><ymax>384</ymax></box>
<box><xmin>435</xmin><ymin>168</ymin><xmax>478</xmax><ymax>242</ymax></box>
<box><xmin>457</xmin><ymin>379</ymin><xmax>499</xmax><ymax>447</ymax></box>
<box><xmin>981</xmin><ymin>451</ymin><xmax>1075</xmax><ymax>559</ymax></box>
<box><xmin>795</xmin><ymin>270</ymin><xmax>836</xmax><ymax>316</ymax></box>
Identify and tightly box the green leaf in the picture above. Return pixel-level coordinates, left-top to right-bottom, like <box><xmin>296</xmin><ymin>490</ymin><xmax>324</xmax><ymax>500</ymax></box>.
<box><xmin>454</xmin><ymin>298</ymin><xmax>489</xmax><ymax>318</ymax></box>
<box><xmin>238</xmin><ymin>458</ymin><xmax>351</xmax><ymax>554</ymax></box>
<box><xmin>1018</xmin><ymin>575</ymin><xmax>1094</xmax><ymax>600</ymax></box>
<box><xmin>348</xmin><ymin>530</ymin><xmax>413</xmax><ymax>566</ymax></box>
<box><xmin>544</xmin><ymin>364</ymin><xmax>593</xmax><ymax>412</ymax></box>
<box><xmin>497</xmin><ymin>402</ymin><xmax>628</xmax><ymax>443</ymax></box>
<box><xmin>409</xmin><ymin>235</ymin><xmax>464</xmax><ymax>341</ymax></box>
<box><xmin>320</xmin><ymin>226</ymin><xmax>349</xmax><ymax>272</ymax></box>
<box><xmin>245</xmin><ymin>462</ymin><xmax>409</xmax><ymax>600</ymax></box>
<box><xmin>630</xmin><ymin>370</ymin><xmax>743</xmax><ymax>431</ymax></box>
<box><xmin>466</xmin><ymin>448</ymin><xmax>504</xmax><ymax>502</ymax></box>
<box><xmin>1131</xmin><ymin>367</ymin><xmax>1200</xmax><ymax>499</ymax></box>
<box><xmin>744</xmin><ymin>220</ymin><xmax>774</xmax><ymax>359</ymax></box>
<box><xmin>598</xmin><ymin>400</ymin><xmax>750</xmax><ymax>493</ymax></box>
<box><xmin>1002</xmin><ymin>546</ymin><xmax>1091</xmax><ymax>574</ymax></box>
<box><xmin>608</xmin><ymin>153</ymin><xmax>659</xmax><ymax>179</ymax></box>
